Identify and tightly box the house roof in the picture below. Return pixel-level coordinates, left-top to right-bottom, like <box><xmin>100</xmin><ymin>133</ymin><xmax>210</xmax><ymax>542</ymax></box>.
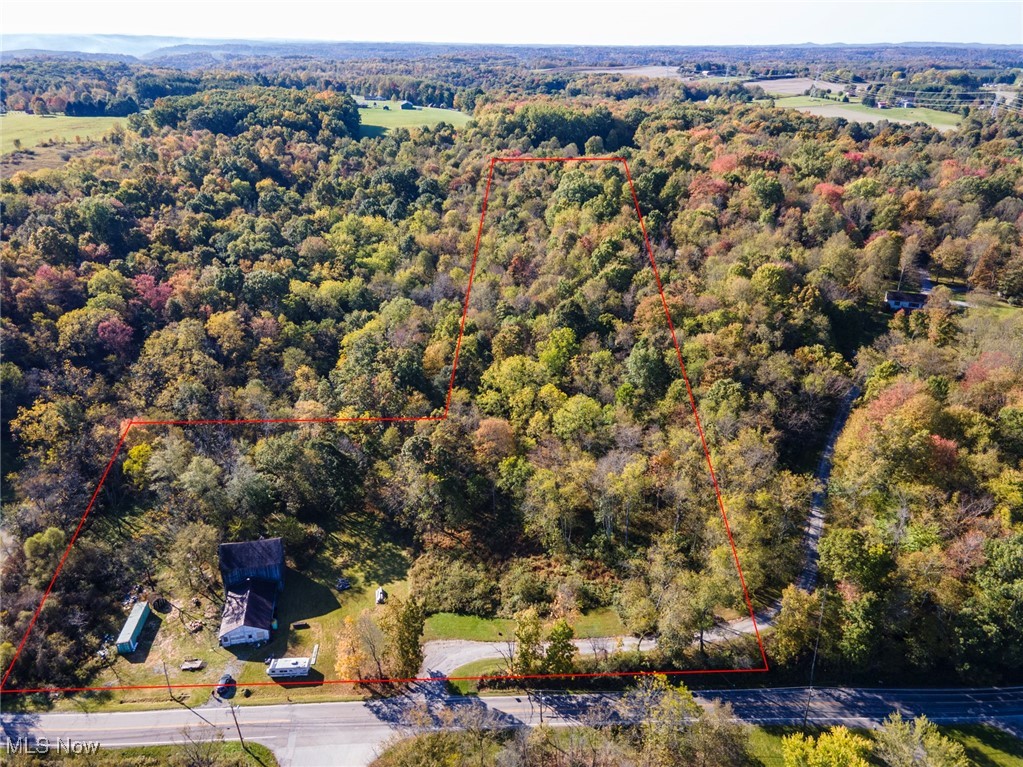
<box><xmin>885</xmin><ymin>290</ymin><xmax>928</xmax><ymax>303</ymax></box>
<box><xmin>218</xmin><ymin>579</ymin><xmax>277</xmax><ymax>637</ymax></box>
<box><xmin>218</xmin><ymin>538</ymin><xmax>284</xmax><ymax>574</ymax></box>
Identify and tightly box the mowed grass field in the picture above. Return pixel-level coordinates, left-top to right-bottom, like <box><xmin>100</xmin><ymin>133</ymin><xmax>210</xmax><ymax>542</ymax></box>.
<box><xmin>1</xmin><ymin>112</ymin><xmax>125</xmax><ymax>153</ymax></box>
<box><xmin>773</xmin><ymin>95</ymin><xmax>961</xmax><ymax>131</ymax></box>
<box><xmin>358</xmin><ymin>101</ymin><xmax>470</xmax><ymax>137</ymax></box>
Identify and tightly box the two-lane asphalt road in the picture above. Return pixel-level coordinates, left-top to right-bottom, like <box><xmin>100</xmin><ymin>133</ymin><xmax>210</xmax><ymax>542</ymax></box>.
<box><xmin>4</xmin><ymin>686</ymin><xmax>1021</xmax><ymax>766</ymax></box>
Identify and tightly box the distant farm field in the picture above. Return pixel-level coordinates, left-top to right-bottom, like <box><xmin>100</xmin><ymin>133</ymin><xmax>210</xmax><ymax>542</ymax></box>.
<box><xmin>0</xmin><ymin>112</ymin><xmax>125</xmax><ymax>153</ymax></box>
<box><xmin>358</xmin><ymin>101</ymin><xmax>470</xmax><ymax>137</ymax></box>
<box><xmin>773</xmin><ymin>95</ymin><xmax>961</xmax><ymax>131</ymax></box>
<box><xmin>747</xmin><ymin>77</ymin><xmax>851</xmax><ymax>96</ymax></box>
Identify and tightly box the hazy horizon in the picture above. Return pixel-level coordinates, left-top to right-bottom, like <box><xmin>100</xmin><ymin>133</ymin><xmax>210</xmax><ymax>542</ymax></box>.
<box><xmin>3</xmin><ymin>0</ymin><xmax>1021</xmax><ymax>49</ymax></box>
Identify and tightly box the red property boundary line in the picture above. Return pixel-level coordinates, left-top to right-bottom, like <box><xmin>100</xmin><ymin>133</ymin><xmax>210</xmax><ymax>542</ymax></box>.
<box><xmin>1</xmin><ymin>157</ymin><xmax>768</xmax><ymax>696</ymax></box>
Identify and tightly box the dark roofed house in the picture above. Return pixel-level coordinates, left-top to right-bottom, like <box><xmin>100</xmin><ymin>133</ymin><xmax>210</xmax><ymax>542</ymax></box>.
<box><xmin>217</xmin><ymin>538</ymin><xmax>285</xmax><ymax>647</ymax></box>
<box><xmin>219</xmin><ymin>538</ymin><xmax>284</xmax><ymax>591</ymax></box>
<box><xmin>885</xmin><ymin>290</ymin><xmax>928</xmax><ymax>311</ymax></box>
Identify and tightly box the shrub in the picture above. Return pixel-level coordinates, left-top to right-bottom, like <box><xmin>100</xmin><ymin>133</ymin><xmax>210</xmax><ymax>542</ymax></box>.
<box><xmin>499</xmin><ymin>561</ymin><xmax>553</xmax><ymax>616</ymax></box>
<box><xmin>408</xmin><ymin>553</ymin><xmax>500</xmax><ymax>617</ymax></box>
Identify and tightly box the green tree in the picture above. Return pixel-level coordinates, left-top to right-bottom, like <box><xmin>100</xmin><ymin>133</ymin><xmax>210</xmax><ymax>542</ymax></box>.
<box><xmin>622</xmin><ymin>675</ymin><xmax>701</xmax><ymax>766</ymax></box>
<box><xmin>543</xmin><ymin>618</ymin><xmax>576</xmax><ymax>675</ymax></box>
<box><xmin>551</xmin><ymin>394</ymin><xmax>607</xmax><ymax>449</ymax></box>
<box><xmin>771</xmin><ymin>586</ymin><xmax>822</xmax><ymax>665</ymax></box>
<box><xmin>23</xmin><ymin>527</ymin><xmax>66</xmax><ymax>589</ymax></box>
<box><xmin>783</xmin><ymin>727</ymin><xmax>872</xmax><ymax>767</ymax></box>
<box><xmin>875</xmin><ymin>713</ymin><xmax>969</xmax><ymax>767</ymax></box>
<box><xmin>380</xmin><ymin>596</ymin><xmax>426</xmax><ymax>680</ymax></box>
<box><xmin>618</xmin><ymin>578</ymin><xmax>658</xmax><ymax>648</ymax></box>
<box><xmin>168</xmin><ymin>522</ymin><xmax>219</xmax><ymax>598</ymax></box>
<box><xmin>689</xmin><ymin>701</ymin><xmax>753</xmax><ymax>767</ymax></box>
<box><xmin>512</xmin><ymin>608</ymin><xmax>544</xmax><ymax>676</ymax></box>
<box><xmin>537</xmin><ymin>327</ymin><xmax>578</xmax><ymax>380</ymax></box>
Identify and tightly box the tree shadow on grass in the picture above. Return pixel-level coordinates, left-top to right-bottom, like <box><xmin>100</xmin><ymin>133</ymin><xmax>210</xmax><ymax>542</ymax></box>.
<box><xmin>280</xmin><ymin>569</ymin><xmax>341</xmax><ymax>622</ymax></box>
<box><xmin>325</xmin><ymin>507</ymin><xmax>411</xmax><ymax>587</ymax></box>
<box><xmin>271</xmin><ymin>668</ymin><xmax>325</xmax><ymax>691</ymax></box>
<box><xmin>947</xmin><ymin>726</ymin><xmax>1023</xmax><ymax>767</ymax></box>
<box><xmin>359</xmin><ymin>125</ymin><xmax>387</xmax><ymax>139</ymax></box>
<box><xmin>360</xmin><ymin>541</ymin><xmax>410</xmax><ymax>587</ymax></box>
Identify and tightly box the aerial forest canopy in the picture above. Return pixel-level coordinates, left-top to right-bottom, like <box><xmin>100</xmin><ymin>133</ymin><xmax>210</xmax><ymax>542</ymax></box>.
<box><xmin>1</xmin><ymin>70</ymin><xmax>1022</xmax><ymax>695</ymax></box>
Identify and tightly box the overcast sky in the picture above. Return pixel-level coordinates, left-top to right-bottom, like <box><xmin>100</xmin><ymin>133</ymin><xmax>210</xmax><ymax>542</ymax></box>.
<box><xmin>3</xmin><ymin>0</ymin><xmax>1021</xmax><ymax>47</ymax></box>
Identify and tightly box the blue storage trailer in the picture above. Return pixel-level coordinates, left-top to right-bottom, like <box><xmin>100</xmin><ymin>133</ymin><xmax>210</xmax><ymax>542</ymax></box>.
<box><xmin>115</xmin><ymin>602</ymin><xmax>151</xmax><ymax>654</ymax></box>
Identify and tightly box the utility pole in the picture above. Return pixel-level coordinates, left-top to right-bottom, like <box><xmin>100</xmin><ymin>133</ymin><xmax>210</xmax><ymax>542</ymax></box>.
<box><xmin>162</xmin><ymin>661</ymin><xmax>174</xmax><ymax>701</ymax></box>
<box><xmin>802</xmin><ymin>586</ymin><xmax>828</xmax><ymax>731</ymax></box>
<box><xmin>229</xmin><ymin>704</ymin><xmax>247</xmax><ymax>752</ymax></box>
<box><xmin>163</xmin><ymin>660</ymin><xmax>216</xmax><ymax>727</ymax></box>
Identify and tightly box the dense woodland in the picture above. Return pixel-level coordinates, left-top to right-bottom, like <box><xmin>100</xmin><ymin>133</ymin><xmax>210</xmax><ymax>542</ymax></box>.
<box><xmin>1</xmin><ymin>48</ymin><xmax>1022</xmax><ymax>697</ymax></box>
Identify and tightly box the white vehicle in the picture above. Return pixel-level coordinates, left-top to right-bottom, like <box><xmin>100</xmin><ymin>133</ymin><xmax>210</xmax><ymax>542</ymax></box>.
<box><xmin>266</xmin><ymin>656</ymin><xmax>312</xmax><ymax>678</ymax></box>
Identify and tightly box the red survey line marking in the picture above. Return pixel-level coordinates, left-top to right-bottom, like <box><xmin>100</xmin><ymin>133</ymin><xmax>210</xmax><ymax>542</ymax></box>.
<box><xmin>621</xmin><ymin>159</ymin><xmax>769</xmax><ymax>671</ymax></box>
<box><xmin>1</xmin><ymin>156</ymin><xmax>767</xmax><ymax>695</ymax></box>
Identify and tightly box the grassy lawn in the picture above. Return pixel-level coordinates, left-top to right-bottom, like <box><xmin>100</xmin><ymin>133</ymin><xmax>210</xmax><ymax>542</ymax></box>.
<box><xmin>446</xmin><ymin>658</ymin><xmax>508</xmax><ymax>694</ymax></box>
<box><xmin>424</xmin><ymin>613</ymin><xmax>516</xmax><ymax>642</ymax></box>
<box><xmin>964</xmin><ymin>291</ymin><xmax>1022</xmax><ymax>321</ymax></box>
<box><xmin>569</xmin><ymin>607</ymin><xmax>626</xmax><ymax>637</ymax></box>
<box><xmin>773</xmin><ymin>95</ymin><xmax>961</xmax><ymax>130</ymax></box>
<box><xmin>748</xmin><ymin>725</ymin><xmax>792</xmax><ymax>767</ymax></box>
<box><xmin>357</xmin><ymin>100</ymin><xmax>470</xmax><ymax>138</ymax></box>
<box><xmin>424</xmin><ymin>607</ymin><xmax>624</xmax><ymax>642</ymax></box>
<box><xmin>942</xmin><ymin>725</ymin><xmax>1023</xmax><ymax>767</ymax></box>
<box><xmin>1</xmin><ymin>112</ymin><xmax>125</xmax><ymax>153</ymax></box>
<box><xmin>748</xmin><ymin>725</ymin><xmax>1023</xmax><ymax>767</ymax></box>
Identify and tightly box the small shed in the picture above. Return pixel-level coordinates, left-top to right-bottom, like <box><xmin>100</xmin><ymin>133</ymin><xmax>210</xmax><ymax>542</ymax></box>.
<box><xmin>399</xmin><ymin>100</ymin><xmax>415</xmax><ymax>110</ymax></box>
<box><xmin>116</xmin><ymin>602</ymin><xmax>151</xmax><ymax>654</ymax></box>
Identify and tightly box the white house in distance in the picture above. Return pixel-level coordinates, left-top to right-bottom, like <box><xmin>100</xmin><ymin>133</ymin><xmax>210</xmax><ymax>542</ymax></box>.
<box><xmin>885</xmin><ymin>290</ymin><xmax>928</xmax><ymax>311</ymax></box>
<box><xmin>217</xmin><ymin>538</ymin><xmax>285</xmax><ymax>647</ymax></box>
